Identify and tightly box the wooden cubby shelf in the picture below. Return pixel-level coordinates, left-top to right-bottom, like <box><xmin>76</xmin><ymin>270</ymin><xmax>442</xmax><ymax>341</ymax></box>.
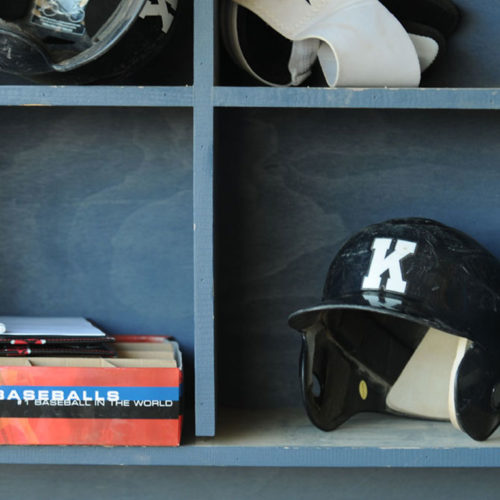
<box><xmin>1</xmin><ymin>0</ymin><xmax>500</xmax><ymax>469</ymax></box>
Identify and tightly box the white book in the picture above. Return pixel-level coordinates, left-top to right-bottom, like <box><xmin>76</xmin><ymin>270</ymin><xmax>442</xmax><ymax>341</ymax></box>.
<box><xmin>0</xmin><ymin>317</ymin><xmax>106</xmax><ymax>337</ymax></box>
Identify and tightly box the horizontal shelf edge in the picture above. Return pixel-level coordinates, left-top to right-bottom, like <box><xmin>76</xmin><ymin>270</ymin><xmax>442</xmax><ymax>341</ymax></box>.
<box><xmin>2</xmin><ymin>409</ymin><xmax>500</xmax><ymax>467</ymax></box>
<box><xmin>4</xmin><ymin>86</ymin><xmax>500</xmax><ymax>110</ymax></box>
<box><xmin>0</xmin><ymin>443</ymin><xmax>499</xmax><ymax>468</ymax></box>
<box><xmin>0</xmin><ymin>86</ymin><xmax>194</xmax><ymax>108</ymax></box>
<box><xmin>213</xmin><ymin>87</ymin><xmax>500</xmax><ymax>110</ymax></box>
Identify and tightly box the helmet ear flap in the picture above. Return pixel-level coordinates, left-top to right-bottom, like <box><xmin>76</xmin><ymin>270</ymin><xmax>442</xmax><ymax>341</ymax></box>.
<box><xmin>451</xmin><ymin>343</ymin><xmax>500</xmax><ymax>441</ymax></box>
<box><xmin>299</xmin><ymin>324</ymin><xmax>388</xmax><ymax>431</ymax></box>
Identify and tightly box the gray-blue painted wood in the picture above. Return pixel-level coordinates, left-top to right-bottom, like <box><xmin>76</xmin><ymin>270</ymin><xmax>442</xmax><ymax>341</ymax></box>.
<box><xmin>214</xmin><ymin>87</ymin><xmax>500</xmax><ymax>109</ymax></box>
<box><xmin>0</xmin><ymin>106</ymin><xmax>194</xmax><ymax>364</ymax></box>
<box><xmin>215</xmin><ymin>107</ymin><xmax>500</xmax><ymax>411</ymax></box>
<box><xmin>193</xmin><ymin>0</ymin><xmax>216</xmax><ymax>436</ymax></box>
<box><xmin>422</xmin><ymin>0</ymin><xmax>500</xmax><ymax>88</ymax></box>
<box><xmin>4</xmin><ymin>466</ymin><xmax>500</xmax><ymax>500</ymax></box>
<box><xmin>4</xmin><ymin>86</ymin><xmax>500</xmax><ymax>111</ymax></box>
<box><xmin>3</xmin><ymin>444</ymin><xmax>500</xmax><ymax>468</ymax></box>
<box><xmin>0</xmin><ymin>86</ymin><xmax>193</xmax><ymax>107</ymax></box>
<box><xmin>0</xmin><ymin>0</ymin><xmax>499</xmax><ymax>476</ymax></box>
<box><xmin>2</xmin><ymin>410</ymin><xmax>500</xmax><ymax>467</ymax></box>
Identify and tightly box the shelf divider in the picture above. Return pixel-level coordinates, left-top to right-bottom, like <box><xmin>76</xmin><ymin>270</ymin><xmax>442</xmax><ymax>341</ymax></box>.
<box><xmin>193</xmin><ymin>0</ymin><xmax>216</xmax><ymax>437</ymax></box>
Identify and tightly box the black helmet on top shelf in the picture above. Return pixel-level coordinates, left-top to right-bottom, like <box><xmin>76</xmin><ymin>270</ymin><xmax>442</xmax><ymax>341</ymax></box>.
<box><xmin>289</xmin><ymin>218</ymin><xmax>500</xmax><ymax>441</ymax></box>
<box><xmin>0</xmin><ymin>0</ymin><xmax>180</xmax><ymax>84</ymax></box>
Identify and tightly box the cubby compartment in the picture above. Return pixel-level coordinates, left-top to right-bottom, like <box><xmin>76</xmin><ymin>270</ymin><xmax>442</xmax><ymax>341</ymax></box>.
<box><xmin>1</xmin><ymin>0</ymin><xmax>500</xmax><ymax>478</ymax></box>
<box><xmin>0</xmin><ymin>106</ymin><xmax>195</xmax><ymax>401</ymax></box>
<box><xmin>215</xmin><ymin>0</ymin><xmax>500</xmax><ymax>89</ymax></box>
<box><xmin>0</xmin><ymin>0</ymin><xmax>193</xmax><ymax>87</ymax></box>
<box><xmin>214</xmin><ymin>106</ymin><xmax>500</xmax><ymax>463</ymax></box>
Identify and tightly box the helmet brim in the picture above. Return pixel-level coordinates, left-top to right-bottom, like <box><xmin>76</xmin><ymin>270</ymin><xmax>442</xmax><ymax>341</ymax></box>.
<box><xmin>288</xmin><ymin>292</ymin><xmax>465</xmax><ymax>340</ymax></box>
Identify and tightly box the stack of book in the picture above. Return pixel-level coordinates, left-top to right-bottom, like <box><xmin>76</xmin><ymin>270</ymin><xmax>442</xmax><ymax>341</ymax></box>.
<box><xmin>0</xmin><ymin>316</ymin><xmax>116</xmax><ymax>357</ymax></box>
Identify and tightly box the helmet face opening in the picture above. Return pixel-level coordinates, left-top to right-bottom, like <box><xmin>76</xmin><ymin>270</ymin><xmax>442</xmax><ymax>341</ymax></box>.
<box><xmin>291</xmin><ymin>218</ymin><xmax>500</xmax><ymax>441</ymax></box>
<box><xmin>301</xmin><ymin>309</ymin><xmax>457</xmax><ymax>426</ymax></box>
<box><xmin>300</xmin><ymin>307</ymin><xmax>493</xmax><ymax>438</ymax></box>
